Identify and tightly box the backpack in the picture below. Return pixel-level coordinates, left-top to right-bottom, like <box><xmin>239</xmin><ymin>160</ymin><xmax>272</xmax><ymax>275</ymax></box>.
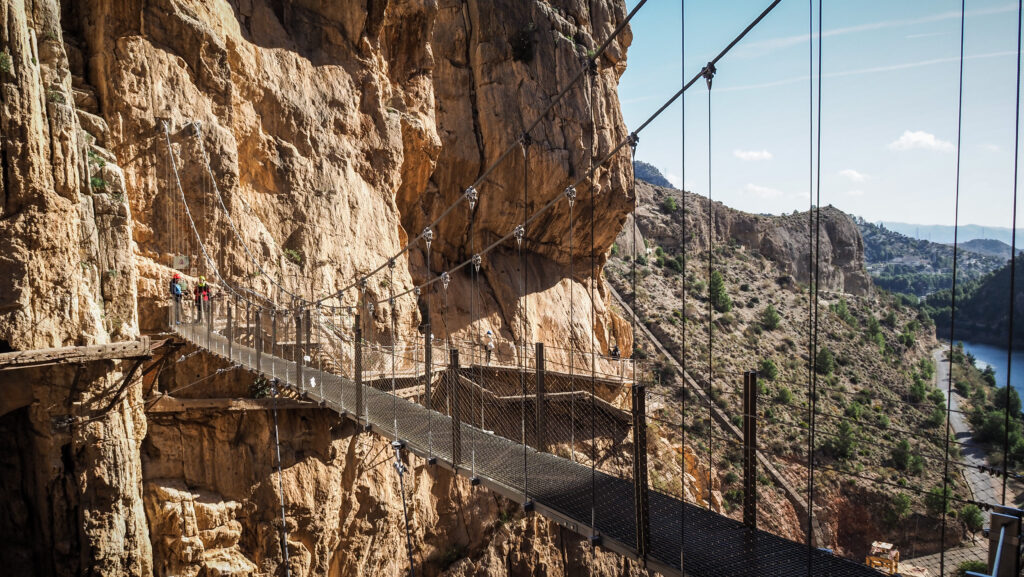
<box><xmin>170</xmin><ymin>280</ymin><xmax>182</xmax><ymax>296</ymax></box>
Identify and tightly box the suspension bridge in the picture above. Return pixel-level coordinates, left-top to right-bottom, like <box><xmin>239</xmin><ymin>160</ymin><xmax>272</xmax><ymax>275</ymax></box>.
<box><xmin>28</xmin><ymin>0</ymin><xmax>1020</xmax><ymax>574</ymax></box>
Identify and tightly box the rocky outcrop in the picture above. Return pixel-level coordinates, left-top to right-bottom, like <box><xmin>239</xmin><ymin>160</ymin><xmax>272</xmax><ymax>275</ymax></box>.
<box><xmin>624</xmin><ymin>181</ymin><xmax>872</xmax><ymax>296</ymax></box>
<box><xmin>1</xmin><ymin>0</ymin><xmax>645</xmax><ymax>575</ymax></box>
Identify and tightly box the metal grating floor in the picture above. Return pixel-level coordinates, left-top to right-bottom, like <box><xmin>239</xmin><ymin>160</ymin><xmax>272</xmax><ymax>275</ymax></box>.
<box><xmin>174</xmin><ymin>323</ymin><xmax>882</xmax><ymax>577</ymax></box>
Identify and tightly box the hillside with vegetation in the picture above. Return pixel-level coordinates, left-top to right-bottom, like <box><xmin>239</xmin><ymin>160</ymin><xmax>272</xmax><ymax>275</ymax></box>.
<box><xmin>633</xmin><ymin>160</ymin><xmax>677</xmax><ymax>189</ymax></box>
<box><xmin>856</xmin><ymin>218</ymin><xmax>1005</xmax><ymax>297</ymax></box>
<box><xmin>924</xmin><ymin>258</ymin><xmax>1024</xmax><ymax>348</ymax></box>
<box><xmin>606</xmin><ymin>181</ymin><xmax>971</xmax><ymax>559</ymax></box>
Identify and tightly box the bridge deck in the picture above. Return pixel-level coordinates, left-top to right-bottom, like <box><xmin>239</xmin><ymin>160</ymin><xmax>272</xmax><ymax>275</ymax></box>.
<box><xmin>174</xmin><ymin>323</ymin><xmax>879</xmax><ymax>577</ymax></box>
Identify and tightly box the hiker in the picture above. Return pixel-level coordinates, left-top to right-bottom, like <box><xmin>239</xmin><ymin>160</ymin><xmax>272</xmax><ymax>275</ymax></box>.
<box><xmin>194</xmin><ymin>276</ymin><xmax>210</xmax><ymax>322</ymax></box>
<box><xmin>169</xmin><ymin>273</ymin><xmax>184</xmax><ymax>324</ymax></box>
<box><xmin>610</xmin><ymin>344</ymin><xmax>620</xmax><ymax>359</ymax></box>
<box><xmin>484</xmin><ymin>330</ymin><xmax>495</xmax><ymax>365</ymax></box>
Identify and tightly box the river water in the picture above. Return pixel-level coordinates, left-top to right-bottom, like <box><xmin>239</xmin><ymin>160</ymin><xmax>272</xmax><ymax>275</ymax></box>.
<box><xmin>959</xmin><ymin>341</ymin><xmax>1024</xmax><ymax>400</ymax></box>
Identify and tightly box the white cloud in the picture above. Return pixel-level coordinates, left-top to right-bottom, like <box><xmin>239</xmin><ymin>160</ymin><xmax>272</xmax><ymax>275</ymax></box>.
<box><xmin>839</xmin><ymin>169</ymin><xmax>868</xmax><ymax>183</ymax></box>
<box><xmin>664</xmin><ymin>172</ymin><xmax>683</xmax><ymax>189</ymax></box>
<box><xmin>888</xmin><ymin>130</ymin><xmax>955</xmax><ymax>153</ymax></box>
<box><xmin>734</xmin><ymin>149</ymin><xmax>773</xmax><ymax>161</ymax></box>
<box><xmin>745</xmin><ymin>183</ymin><xmax>784</xmax><ymax>199</ymax></box>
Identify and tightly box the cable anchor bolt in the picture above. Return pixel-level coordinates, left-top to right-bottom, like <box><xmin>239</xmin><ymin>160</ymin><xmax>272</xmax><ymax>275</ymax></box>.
<box><xmin>564</xmin><ymin>186</ymin><xmax>577</xmax><ymax>207</ymax></box>
<box><xmin>422</xmin><ymin>227</ymin><xmax>433</xmax><ymax>250</ymax></box>
<box><xmin>465</xmin><ymin>186</ymin><xmax>479</xmax><ymax>210</ymax></box>
<box><xmin>472</xmin><ymin>254</ymin><xmax>482</xmax><ymax>272</ymax></box>
<box><xmin>514</xmin><ymin>225</ymin><xmax>525</xmax><ymax>247</ymax></box>
<box><xmin>441</xmin><ymin>271</ymin><xmax>451</xmax><ymax>290</ymax></box>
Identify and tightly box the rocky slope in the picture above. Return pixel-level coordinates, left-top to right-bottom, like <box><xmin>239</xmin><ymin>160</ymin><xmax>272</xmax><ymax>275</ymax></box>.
<box><xmin>0</xmin><ymin>0</ymin><xmax>665</xmax><ymax>575</ymax></box>
<box><xmin>607</xmin><ymin>182</ymin><xmax>967</xmax><ymax>559</ymax></box>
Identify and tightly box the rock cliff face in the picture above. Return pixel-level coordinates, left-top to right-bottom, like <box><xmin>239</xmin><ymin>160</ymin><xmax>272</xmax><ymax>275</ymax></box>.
<box><xmin>0</xmin><ymin>0</ymin><xmax>654</xmax><ymax>575</ymax></box>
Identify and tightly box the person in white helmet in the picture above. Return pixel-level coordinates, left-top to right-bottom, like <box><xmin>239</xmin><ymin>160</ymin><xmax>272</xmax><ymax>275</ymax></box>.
<box><xmin>485</xmin><ymin>330</ymin><xmax>495</xmax><ymax>365</ymax></box>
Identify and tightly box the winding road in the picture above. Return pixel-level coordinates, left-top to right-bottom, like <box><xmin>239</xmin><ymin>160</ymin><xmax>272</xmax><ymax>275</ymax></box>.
<box><xmin>932</xmin><ymin>348</ymin><xmax>1003</xmax><ymax>507</ymax></box>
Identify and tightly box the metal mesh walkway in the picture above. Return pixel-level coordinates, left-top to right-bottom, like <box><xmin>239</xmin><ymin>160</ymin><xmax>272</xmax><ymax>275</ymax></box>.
<box><xmin>172</xmin><ymin>321</ymin><xmax>881</xmax><ymax>577</ymax></box>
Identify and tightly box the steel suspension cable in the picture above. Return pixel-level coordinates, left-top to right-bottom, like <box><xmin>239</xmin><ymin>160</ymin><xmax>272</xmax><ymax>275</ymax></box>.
<box><xmin>270</xmin><ymin>380</ymin><xmax>292</xmax><ymax>577</ymax></box>
<box><xmin>1003</xmin><ymin>0</ymin><xmax>1023</xmax><ymax>505</ymax></box>
<box><xmin>705</xmin><ymin>70</ymin><xmax>715</xmax><ymax>511</ymax></box>
<box><xmin>569</xmin><ymin>185</ymin><xmax>577</xmax><ymax>462</ymax></box>
<box><xmin>586</xmin><ymin>62</ymin><xmax>599</xmax><ymax>544</ymax></box>
<box><xmin>520</xmin><ymin>139</ymin><xmax>530</xmax><ymax>506</ymax></box>
<box><xmin>808</xmin><ymin>2</ymin><xmax>823</xmax><ymax>571</ymax></box>
<box><xmin>161</xmin><ymin>122</ymin><xmax>258</xmax><ymax>310</ymax></box>
<box><xmin>678</xmin><ymin>0</ymin><xmax>687</xmax><ymax>568</ymax></box>
<box><xmin>940</xmin><ymin>2</ymin><xmax>967</xmax><ymax>574</ymax></box>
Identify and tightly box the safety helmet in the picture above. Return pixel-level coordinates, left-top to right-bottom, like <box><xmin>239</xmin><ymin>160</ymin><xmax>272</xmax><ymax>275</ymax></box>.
<box><xmin>486</xmin><ymin>330</ymin><xmax>493</xmax><ymax>335</ymax></box>
<box><xmin>173</xmin><ymin>273</ymin><xmax>181</xmax><ymax>280</ymax></box>
<box><xmin>200</xmin><ymin>276</ymin><xmax>206</xmax><ymax>282</ymax></box>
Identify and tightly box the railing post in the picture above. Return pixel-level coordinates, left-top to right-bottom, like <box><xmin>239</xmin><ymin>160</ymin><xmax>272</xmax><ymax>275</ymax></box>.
<box><xmin>424</xmin><ymin>331</ymin><xmax>433</xmax><ymax>409</ymax></box>
<box><xmin>451</xmin><ymin>348</ymin><xmax>462</xmax><ymax>467</ymax></box>
<box><xmin>631</xmin><ymin>380</ymin><xmax>650</xmax><ymax>560</ymax></box>
<box><xmin>295</xmin><ymin>310</ymin><xmax>304</xmax><ymax>391</ymax></box>
<box><xmin>536</xmin><ymin>342</ymin><xmax>546</xmax><ymax>453</ymax></box>
<box><xmin>226</xmin><ymin>303</ymin><xmax>233</xmax><ymax>361</ymax></box>
<box><xmin>743</xmin><ymin>370</ymin><xmax>758</xmax><ymax>529</ymax></box>
<box><xmin>271</xmin><ymin>311</ymin><xmax>278</xmax><ymax>359</ymax></box>
<box><xmin>255</xmin><ymin>309</ymin><xmax>262</xmax><ymax>373</ymax></box>
<box><xmin>355</xmin><ymin>314</ymin><xmax>364</xmax><ymax>424</ymax></box>
<box><xmin>206</xmin><ymin>295</ymin><xmax>213</xmax><ymax>351</ymax></box>
<box><xmin>304</xmin><ymin>308</ymin><xmax>312</xmax><ymax>362</ymax></box>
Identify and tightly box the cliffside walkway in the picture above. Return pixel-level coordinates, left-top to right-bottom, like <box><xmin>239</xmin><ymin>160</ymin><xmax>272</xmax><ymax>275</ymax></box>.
<box><xmin>170</xmin><ymin>317</ymin><xmax>878</xmax><ymax>577</ymax></box>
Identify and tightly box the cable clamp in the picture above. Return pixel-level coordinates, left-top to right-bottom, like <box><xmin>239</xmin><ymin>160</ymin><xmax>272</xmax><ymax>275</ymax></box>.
<box><xmin>702</xmin><ymin>62</ymin><xmax>717</xmax><ymax>90</ymax></box>
<box><xmin>627</xmin><ymin>132</ymin><xmax>639</xmax><ymax>149</ymax></box>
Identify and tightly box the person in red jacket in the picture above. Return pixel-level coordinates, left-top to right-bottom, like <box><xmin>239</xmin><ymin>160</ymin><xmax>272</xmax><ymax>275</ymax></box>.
<box><xmin>194</xmin><ymin>276</ymin><xmax>210</xmax><ymax>322</ymax></box>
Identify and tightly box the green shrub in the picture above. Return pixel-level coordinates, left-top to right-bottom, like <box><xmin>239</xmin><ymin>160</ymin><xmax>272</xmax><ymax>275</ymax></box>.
<box><xmin>960</xmin><ymin>504</ymin><xmax>984</xmax><ymax>535</ymax></box>
<box><xmin>89</xmin><ymin>176</ymin><xmax>106</xmax><ymax>191</ymax></box>
<box><xmin>815</xmin><ymin>346</ymin><xmax>835</xmax><ymax>376</ymax></box>
<box><xmin>845</xmin><ymin>401</ymin><xmax>864</xmax><ymax>420</ymax></box>
<box><xmin>709</xmin><ymin>270</ymin><xmax>732</xmax><ymax>313</ymax></box>
<box><xmin>761</xmin><ymin>304</ymin><xmax>781</xmax><ymax>330</ymax></box>
<box><xmin>827</xmin><ymin>421</ymin><xmax>857</xmax><ymax>460</ymax></box>
<box><xmin>892</xmin><ymin>439</ymin><xmax>911</xmax><ymax>470</ymax></box>
<box><xmin>890</xmin><ymin>493</ymin><xmax>912</xmax><ymax>522</ymax></box>
<box><xmin>284</xmin><ymin>248</ymin><xmax>303</xmax><ymax>264</ymax></box>
<box><xmin>661</xmin><ymin>196</ymin><xmax>679</xmax><ymax>213</ymax></box>
<box><xmin>759</xmin><ymin>358</ymin><xmax>778</xmax><ymax>381</ymax></box>
<box><xmin>956</xmin><ymin>561</ymin><xmax>988</xmax><ymax>577</ymax></box>
<box><xmin>0</xmin><ymin>51</ymin><xmax>11</xmax><ymax>74</ymax></box>
<box><xmin>925</xmin><ymin>405</ymin><xmax>946</xmax><ymax>428</ymax></box>
<box><xmin>925</xmin><ymin>485</ymin><xmax>952</xmax><ymax>517</ymax></box>
<box><xmin>908</xmin><ymin>454</ymin><xmax>924</xmax><ymax>476</ymax></box>
<box><xmin>776</xmin><ymin>386</ymin><xmax>793</xmax><ymax>405</ymax></box>
<box><xmin>47</xmin><ymin>89</ymin><xmax>65</xmax><ymax>104</ymax></box>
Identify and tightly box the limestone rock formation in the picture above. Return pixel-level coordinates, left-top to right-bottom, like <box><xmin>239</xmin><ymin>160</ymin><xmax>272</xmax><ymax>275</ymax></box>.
<box><xmin>0</xmin><ymin>0</ymin><xmax>651</xmax><ymax>575</ymax></box>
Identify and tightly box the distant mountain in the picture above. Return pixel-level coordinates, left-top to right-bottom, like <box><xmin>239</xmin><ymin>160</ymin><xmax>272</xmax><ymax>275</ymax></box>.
<box><xmin>880</xmin><ymin>222</ymin><xmax>1024</xmax><ymax>245</ymax></box>
<box><xmin>958</xmin><ymin>238</ymin><xmax>1022</xmax><ymax>259</ymax></box>
<box><xmin>856</xmin><ymin>217</ymin><xmax>1005</xmax><ymax>297</ymax></box>
<box><xmin>633</xmin><ymin>160</ymin><xmax>676</xmax><ymax>189</ymax></box>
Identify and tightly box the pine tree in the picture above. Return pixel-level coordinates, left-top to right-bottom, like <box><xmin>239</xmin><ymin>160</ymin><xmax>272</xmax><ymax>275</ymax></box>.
<box><xmin>709</xmin><ymin>270</ymin><xmax>732</xmax><ymax>313</ymax></box>
<box><xmin>761</xmin><ymin>304</ymin><xmax>781</xmax><ymax>330</ymax></box>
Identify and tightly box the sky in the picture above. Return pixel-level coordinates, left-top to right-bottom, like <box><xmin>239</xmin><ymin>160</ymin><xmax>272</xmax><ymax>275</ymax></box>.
<box><xmin>619</xmin><ymin>0</ymin><xmax>1023</xmax><ymax>228</ymax></box>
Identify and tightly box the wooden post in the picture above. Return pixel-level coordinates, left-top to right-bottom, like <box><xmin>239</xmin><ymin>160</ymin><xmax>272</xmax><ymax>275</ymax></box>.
<box><xmin>535</xmin><ymin>342</ymin><xmax>546</xmax><ymax>452</ymax></box>
<box><xmin>743</xmin><ymin>370</ymin><xmax>758</xmax><ymax>529</ymax></box>
<box><xmin>631</xmin><ymin>381</ymin><xmax>650</xmax><ymax>560</ymax></box>
<box><xmin>451</xmin><ymin>348</ymin><xmax>462</xmax><ymax>467</ymax></box>
<box><xmin>355</xmin><ymin>314</ymin><xmax>363</xmax><ymax>422</ymax></box>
